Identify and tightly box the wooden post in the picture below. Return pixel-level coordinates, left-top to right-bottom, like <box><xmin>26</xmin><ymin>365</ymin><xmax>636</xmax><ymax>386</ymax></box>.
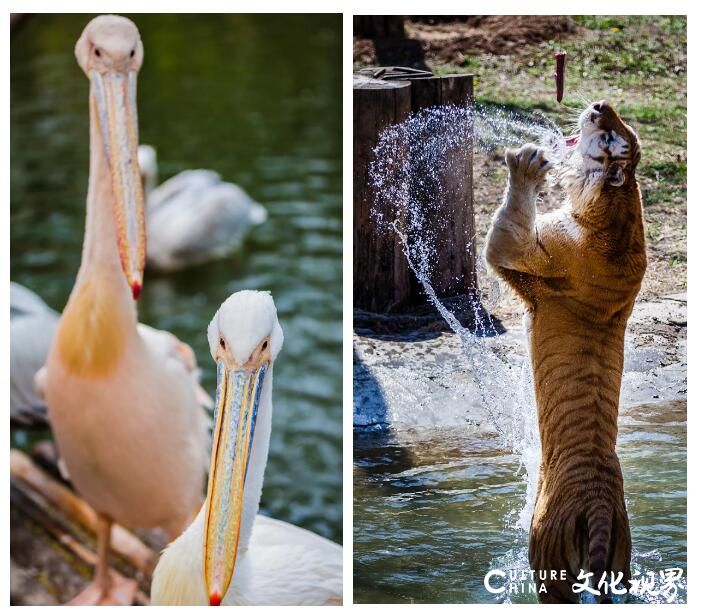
<box><xmin>407</xmin><ymin>75</ymin><xmax>476</xmax><ymax>306</ymax></box>
<box><xmin>353</xmin><ymin>70</ymin><xmax>476</xmax><ymax>319</ymax></box>
<box><xmin>353</xmin><ymin>76</ymin><xmax>412</xmax><ymax>313</ymax></box>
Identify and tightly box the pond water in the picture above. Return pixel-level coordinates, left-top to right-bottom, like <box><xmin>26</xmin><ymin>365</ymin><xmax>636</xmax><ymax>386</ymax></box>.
<box><xmin>353</xmin><ymin>399</ymin><xmax>687</xmax><ymax>603</ymax></box>
<box><xmin>10</xmin><ymin>14</ymin><xmax>342</xmax><ymax>543</ymax></box>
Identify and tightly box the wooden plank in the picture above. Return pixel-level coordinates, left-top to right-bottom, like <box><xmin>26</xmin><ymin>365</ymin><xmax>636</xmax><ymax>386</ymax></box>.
<box><xmin>12</xmin><ymin>482</ymin><xmax>149</xmax><ymax>604</ymax></box>
<box><xmin>10</xmin><ymin>449</ymin><xmax>158</xmax><ymax>577</ymax></box>
<box><xmin>10</xmin><ymin>449</ymin><xmax>162</xmax><ymax>604</ymax></box>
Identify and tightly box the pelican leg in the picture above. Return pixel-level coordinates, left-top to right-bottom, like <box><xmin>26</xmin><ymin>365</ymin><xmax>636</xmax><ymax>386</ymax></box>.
<box><xmin>94</xmin><ymin>514</ymin><xmax>112</xmax><ymax>592</ymax></box>
<box><xmin>66</xmin><ymin>514</ymin><xmax>138</xmax><ymax>606</ymax></box>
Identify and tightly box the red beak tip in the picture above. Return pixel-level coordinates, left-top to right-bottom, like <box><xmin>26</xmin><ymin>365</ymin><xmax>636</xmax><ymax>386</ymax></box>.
<box><xmin>209</xmin><ymin>593</ymin><xmax>222</xmax><ymax>606</ymax></box>
<box><xmin>131</xmin><ymin>282</ymin><xmax>142</xmax><ymax>300</ymax></box>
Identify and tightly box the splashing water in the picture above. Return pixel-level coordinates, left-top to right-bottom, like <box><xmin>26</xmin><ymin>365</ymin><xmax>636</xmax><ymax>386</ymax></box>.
<box><xmin>473</xmin><ymin>103</ymin><xmax>569</xmax><ymax>161</ymax></box>
<box><xmin>370</xmin><ymin>103</ymin><xmax>568</xmax><ymax>319</ymax></box>
<box><xmin>369</xmin><ymin>103</ymin><xmax>567</xmax><ymax>530</ymax></box>
<box><xmin>391</xmin><ymin>222</ymin><xmax>540</xmax><ymax>531</ymax></box>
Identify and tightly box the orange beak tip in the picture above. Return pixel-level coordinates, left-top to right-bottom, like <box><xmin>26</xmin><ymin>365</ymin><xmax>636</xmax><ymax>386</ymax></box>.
<box><xmin>209</xmin><ymin>593</ymin><xmax>223</xmax><ymax>606</ymax></box>
<box><xmin>131</xmin><ymin>281</ymin><xmax>142</xmax><ymax>300</ymax></box>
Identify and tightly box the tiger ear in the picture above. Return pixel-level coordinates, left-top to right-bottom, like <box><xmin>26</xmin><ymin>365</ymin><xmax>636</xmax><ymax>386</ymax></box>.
<box><xmin>606</xmin><ymin>163</ymin><xmax>626</xmax><ymax>187</ymax></box>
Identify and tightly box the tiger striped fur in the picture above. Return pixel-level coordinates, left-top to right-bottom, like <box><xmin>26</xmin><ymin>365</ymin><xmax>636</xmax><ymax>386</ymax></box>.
<box><xmin>484</xmin><ymin>101</ymin><xmax>646</xmax><ymax>603</ymax></box>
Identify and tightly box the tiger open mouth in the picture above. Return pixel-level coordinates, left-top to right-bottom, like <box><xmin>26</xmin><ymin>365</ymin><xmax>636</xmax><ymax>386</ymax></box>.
<box><xmin>565</xmin><ymin>134</ymin><xmax>580</xmax><ymax>149</ymax></box>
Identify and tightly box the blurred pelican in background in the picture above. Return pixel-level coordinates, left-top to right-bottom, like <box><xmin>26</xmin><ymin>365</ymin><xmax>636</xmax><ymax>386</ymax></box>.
<box><xmin>151</xmin><ymin>291</ymin><xmax>343</xmax><ymax>605</ymax></box>
<box><xmin>37</xmin><ymin>16</ymin><xmax>209</xmax><ymax>604</ymax></box>
<box><xmin>138</xmin><ymin>144</ymin><xmax>267</xmax><ymax>272</ymax></box>
<box><xmin>10</xmin><ymin>282</ymin><xmax>58</xmax><ymax>427</ymax></box>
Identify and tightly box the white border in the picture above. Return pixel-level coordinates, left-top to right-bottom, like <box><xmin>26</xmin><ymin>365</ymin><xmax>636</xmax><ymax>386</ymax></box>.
<box><xmin>3</xmin><ymin>2</ymin><xmax>695</xmax><ymax>610</ymax></box>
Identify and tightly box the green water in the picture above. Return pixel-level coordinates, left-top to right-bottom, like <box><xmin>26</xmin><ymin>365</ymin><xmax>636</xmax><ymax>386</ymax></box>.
<box><xmin>354</xmin><ymin>401</ymin><xmax>686</xmax><ymax>603</ymax></box>
<box><xmin>11</xmin><ymin>14</ymin><xmax>342</xmax><ymax>543</ymax></box>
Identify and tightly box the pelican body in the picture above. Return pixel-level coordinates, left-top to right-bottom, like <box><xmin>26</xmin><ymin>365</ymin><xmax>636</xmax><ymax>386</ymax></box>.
<box><xmin>151</xmin><ymin>291</ymin><xmax>342</xmax><ymax>605</ymax></box>
<box><xmin>41</xmin><ymin>16</ymin><xmax>208</xmax><ymax>603</ymax></box>
<box><xmin>138</xmin><ymin>144</ymin><xmax>267</xmax><ymax>272</ymax></box>
<box><xmin>10</xmin><ymin>281</ymin><xmax>208</xmax><ymax>429</ymax></box>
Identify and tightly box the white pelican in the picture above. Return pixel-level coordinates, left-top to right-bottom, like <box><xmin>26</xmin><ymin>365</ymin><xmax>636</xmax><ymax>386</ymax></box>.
<box><xmin>38</xmin><ymin>16</ymin><xmax>209</xmax><ymax>604</ymax></box>
<box><xmin>137</xmin><ymin>144</ymin><xmax>267</xmax><ymax>272</ymax></box>
<box><xmin>151</xmin><ymin>291</ymin><xmax>343</xmax><ymax>605</ymax></box>
<box><xmin>10</xmin><ymin>282</ymin><xmax>58</xmax><ymax>427</ymax></box>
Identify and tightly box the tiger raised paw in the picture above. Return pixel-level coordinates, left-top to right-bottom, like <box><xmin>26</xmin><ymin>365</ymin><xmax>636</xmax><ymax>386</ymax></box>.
<box><xmin>485</xmin><ymin>100</ymin><xmax>647</xmax><ymax>603</ymax></box>
<box><xmin>505</xmin><ymin>143</ymin><xmax>553</xmax><ymax>193</ymax></box>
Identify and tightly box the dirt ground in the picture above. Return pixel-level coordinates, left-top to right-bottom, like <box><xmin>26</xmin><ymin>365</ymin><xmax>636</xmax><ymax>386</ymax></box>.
<box><xmin>355</xmin><ymin>16</ymin><xmax>579</xmax><ymax>65</ymax></box>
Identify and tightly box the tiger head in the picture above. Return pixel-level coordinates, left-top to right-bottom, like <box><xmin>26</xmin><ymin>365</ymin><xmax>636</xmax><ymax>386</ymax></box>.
<box><xmin>563</xmin><ymin>101</ymin><xmax>641</xmax><ymax>209</ymax></box>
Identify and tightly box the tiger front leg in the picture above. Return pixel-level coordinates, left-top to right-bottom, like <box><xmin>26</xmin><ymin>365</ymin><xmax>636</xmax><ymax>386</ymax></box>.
<box><xmin>484</xmin><ymin>144</ymin><xmax>552</xmax><ymax>272</ymax></box>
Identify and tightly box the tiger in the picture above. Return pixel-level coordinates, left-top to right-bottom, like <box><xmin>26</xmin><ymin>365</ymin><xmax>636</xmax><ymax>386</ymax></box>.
<box><xmin>484</xmin><ymin>100</ymin><xmax>647</xmax><ymax>603</ymax></box>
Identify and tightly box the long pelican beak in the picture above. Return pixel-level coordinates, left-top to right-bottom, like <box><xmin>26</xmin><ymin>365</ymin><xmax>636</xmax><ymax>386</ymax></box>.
<box><xmin>91</xmin><ymin>70</ymin><xmax>146</xmax><ymax>300</ymax></box>
<box><xmin>203</xmin><ymin>357</ymin><xmax>268</xmax><ymax>605</ymax></box>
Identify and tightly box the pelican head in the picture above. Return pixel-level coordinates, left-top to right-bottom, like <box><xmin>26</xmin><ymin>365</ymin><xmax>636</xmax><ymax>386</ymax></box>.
<box><xmin>75</xmin><ymin>15</ymin><xmax>146</xmax><ymax>300</ymax></box>
<box><xmin>203</xmin><ymin>291</ymin><xmax>283</xmax><ymax>605</ymax></box>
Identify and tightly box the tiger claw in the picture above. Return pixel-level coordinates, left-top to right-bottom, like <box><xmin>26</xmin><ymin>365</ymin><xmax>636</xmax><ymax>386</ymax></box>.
<box><xmin>506</xmin><ymin>144</ymin><xmax>551</xmax><ymax>189</ymax></box>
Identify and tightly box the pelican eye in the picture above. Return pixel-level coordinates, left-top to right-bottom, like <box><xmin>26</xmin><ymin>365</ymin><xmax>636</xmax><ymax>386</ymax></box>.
<box><xmin>219</xmin><ymin>338</ymin><xmax>226</xmax><ymax>349</ymax></box>
<box><xmin>94</xmin><ymin>48</ymin><xmax>101</xmax><ymax>57</ymax></box>
<box><xmin>130</xmin><ymin>48</ymin><xmax>135</xmax><ymax>58</ymax></box>
<box><xmin>262</xmin><ymin>340</ymin><xmax>268</xmax><ymax>351</ymax></box>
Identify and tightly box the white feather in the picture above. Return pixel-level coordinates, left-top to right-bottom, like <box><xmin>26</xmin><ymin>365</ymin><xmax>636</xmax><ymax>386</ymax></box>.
<box><xmin>151</xmin><ymin>509</ymin><xmax>342</xmax><ymax>605</ymax></box>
